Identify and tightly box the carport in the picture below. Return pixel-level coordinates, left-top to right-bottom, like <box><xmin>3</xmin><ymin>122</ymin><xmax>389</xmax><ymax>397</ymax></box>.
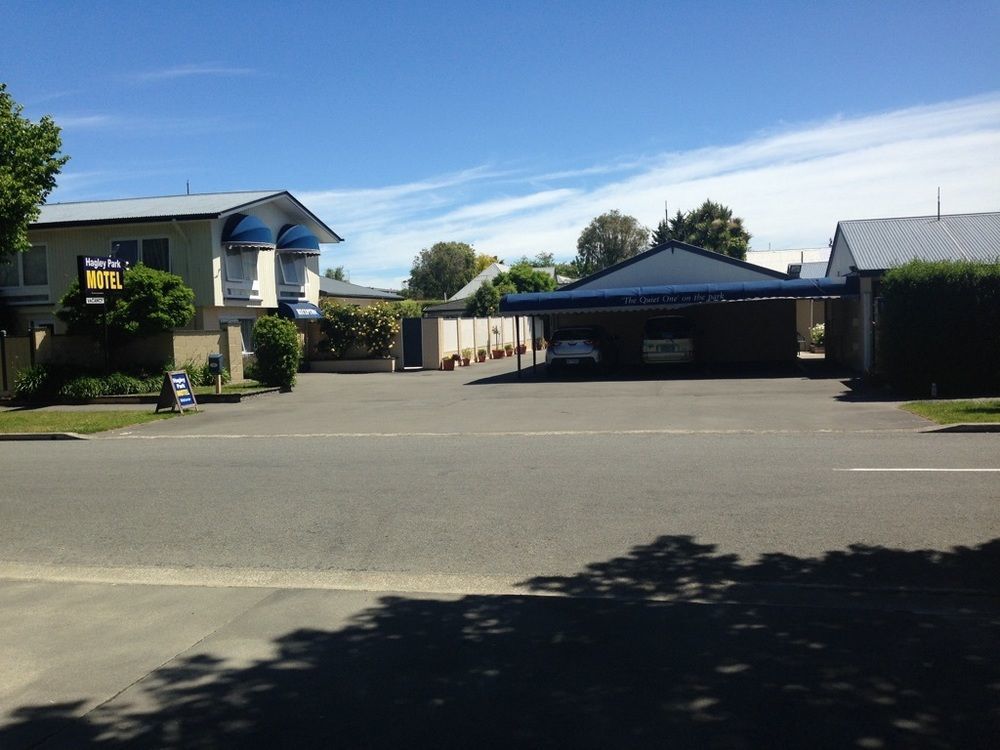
<box><xmin>500</xmin><ymin>277</ymin><xmax>857</xmax><ymax>373</ymax></box>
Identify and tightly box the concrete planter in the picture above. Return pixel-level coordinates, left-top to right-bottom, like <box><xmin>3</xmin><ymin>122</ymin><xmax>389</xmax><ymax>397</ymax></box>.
<box><xmin>310</xmin><ymin>358</ymin><xmax>396</xmax><ymax>373</ymax></box>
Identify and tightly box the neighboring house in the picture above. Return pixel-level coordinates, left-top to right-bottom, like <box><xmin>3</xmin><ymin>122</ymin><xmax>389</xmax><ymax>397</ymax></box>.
<box><xmin>319</xmin><ymin>277</ymin><xmax>403</xmax><ymax>306</ymax></box>
<box><xmin>745</xmin><ymin>247</ymin><xmax>830</xmax><ymax>275</ymax></box>
<box><xmin>425</xmin><ymin>263</ymin><xmax>575</xmax><ymax>318</ymax></box>
<box><xmin>824</xmin><ymin>211</ymin><xmax>1000</xmax><ymax>372</ymax></box>
<box><xmin>3</xmin><ymin>191</ymin><xmax>341</xmax><ymax>353</ymax></box>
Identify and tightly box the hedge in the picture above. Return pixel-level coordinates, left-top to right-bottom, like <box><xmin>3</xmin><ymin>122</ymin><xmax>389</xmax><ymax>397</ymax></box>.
<box><xmin>879</xmin><ymin>260</ymin><xmax>1000</xmax><ymax>396</ymax></box>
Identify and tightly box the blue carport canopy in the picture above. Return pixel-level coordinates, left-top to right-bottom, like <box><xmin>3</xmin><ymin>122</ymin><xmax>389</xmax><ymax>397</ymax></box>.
<box><xmin>277</xmin><ymin>301</ymin><xmax>324</xmax><ymax>320</ymax></box>
<box><xmin>500</xmin><ymin>277</ymin><xmax>856</xmax><ymax>315</ymax></box>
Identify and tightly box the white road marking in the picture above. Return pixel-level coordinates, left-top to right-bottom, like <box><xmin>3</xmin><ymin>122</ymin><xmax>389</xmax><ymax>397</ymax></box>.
<box><xmin>102</xmin><ymin>428</ymin><xmax>920</xmax><ymax>440</ymax></box>
<box><xmin>836</xmin><ymin>468</ymin><xmax>1000</xmax><ymax>472</ymax></box>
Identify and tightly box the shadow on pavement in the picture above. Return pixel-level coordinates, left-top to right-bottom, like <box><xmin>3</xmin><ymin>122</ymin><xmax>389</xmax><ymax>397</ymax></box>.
<box><xmin>467</xmin><ymin>358</ymin><xmax>856</xmax><ymax>386</ymax></box>
<box><xmin>4</xmin><ymin>537</ymin><xmax>998</xmax><ymax>749</ymax></box>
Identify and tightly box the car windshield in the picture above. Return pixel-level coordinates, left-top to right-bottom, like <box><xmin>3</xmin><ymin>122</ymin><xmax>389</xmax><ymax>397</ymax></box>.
<box><xmin>552</xmin><ymin>328</ymin><xmax>596</xmax><ymax>342</ymax></box>
<box><xmin>644</xmin><ymin>317</ymin><xmax>692</xmax><ymax>338</ymax></box>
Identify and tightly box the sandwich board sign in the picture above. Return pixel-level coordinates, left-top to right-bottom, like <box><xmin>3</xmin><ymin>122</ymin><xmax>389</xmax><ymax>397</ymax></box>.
<box><xmin>155</xmin><ymin>370</ymin><xmax>199</xmax><ymax>413</ymax></box>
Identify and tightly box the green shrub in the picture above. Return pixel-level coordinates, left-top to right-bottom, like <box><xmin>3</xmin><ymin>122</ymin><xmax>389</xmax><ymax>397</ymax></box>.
<box><xmin>318</xmin><ymin>301</ymin><xmax>360</xmax><ymax>358</ymax></box>
<box><xmin>58</xmin><ymin>376</ymin><xmax>106</xmax><ymax>399</ymax></box>
<box><xmin>359</xmin><ymin>303</ymin><xmax>400</xmax><ymax>357</ymax></box>
<box><xmin>103</xmin><ymin>372</ymin><xmax>145</xmax><ymax>395</ymax></box>
<box><xmin>178</xmin><ymin>360</ymin><xmax>231</xmax><ymax>387</ymax></box>
<box><xmin>810</xmin><ymin>323</ymin><xmax>825</xmax><ymax>346</ymax></box>
<box><xmin>13</xmin><ymin>365</ymin><xmax>56</xmax><ymax>399</ymax></box>
<box><xmin>252</xmin><ymin>316</ymin><xmax>301</xmax><ymax>389</ymax></box>
<box><xmin>391</xmin><ymin>299</ymin><xmax>425</xmax><ymax>318</ymax></box>
<box><xmin>880</xmin><ymin>260</ymin><xmax>1000</xmax><ymax>395</ymax></box>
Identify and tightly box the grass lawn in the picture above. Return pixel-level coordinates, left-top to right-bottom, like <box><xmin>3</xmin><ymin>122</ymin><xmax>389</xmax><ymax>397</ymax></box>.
<box><xmin>0</xmin><ymin>410</ymin><xmax>180</xmax><ymax>434</ymax></box>
<box><xmin>901</xmin><ymin>399</ymin><xmax>1000</xmax><ymax>424</ymax></box>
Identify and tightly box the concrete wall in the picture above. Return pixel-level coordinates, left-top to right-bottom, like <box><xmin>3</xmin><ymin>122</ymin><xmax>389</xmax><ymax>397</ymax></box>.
<box><xmin>0</xmin><ymin>325</ymin><xmax>245</xmax><ymax>388</ymax></box>
<box><xmin>420</xmin><ymin>315</ymin><xmax>535</xmax><ymax>369</ymax></box>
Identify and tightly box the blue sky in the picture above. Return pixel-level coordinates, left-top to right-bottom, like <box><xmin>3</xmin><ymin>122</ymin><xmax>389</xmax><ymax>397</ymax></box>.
<box><xmin>4</xmin><ymin>1</ymin><xmax>1000</xmax><ymax>288</ymax></box>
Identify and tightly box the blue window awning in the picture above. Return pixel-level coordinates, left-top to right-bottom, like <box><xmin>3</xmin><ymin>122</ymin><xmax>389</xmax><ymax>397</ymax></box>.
<box><xmin>222</xmin><ymin>213</ymin><xmax>275</xmax><ymax>250</ymax></box>
<box><xmin>500</xmin><ymin>277</ymin><xmax>857</xmax><ymax>315</ymax></box>
<box><xmin>277</xmin><ymin>301</ymin><xmax>324</xmax><ymax>320</ymax></box>
<box><xmin>276</xmin><ymin>224</ymin><xmax>321</xmax><ymax>256</ymax></box>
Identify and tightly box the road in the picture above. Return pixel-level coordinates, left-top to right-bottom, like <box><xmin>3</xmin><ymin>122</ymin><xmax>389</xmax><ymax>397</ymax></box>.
<box><xmin>1</xmin><ymin>364</ymin><xmax>998</xmax><ymax>748</ymax></box>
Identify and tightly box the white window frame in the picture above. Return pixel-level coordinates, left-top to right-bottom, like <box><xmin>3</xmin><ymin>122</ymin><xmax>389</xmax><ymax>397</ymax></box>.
<box><xmin>109</xmin><ymin>236</ymin><xmax>171</xmax><ymax>272</ymax></box>
<box><xmin>223</xmin><ymin>247</ymin><xmax>261</xmax><ymax>299</ymax></box>
<box><xmin>278</xmin><ymin>253</ymin><xmax>306</xmax><ymax>286</ymax></box>
<box><xmin>0</xmin><ymin>245</ymin><xmax>50</xmax><ymax>303</ymax></box>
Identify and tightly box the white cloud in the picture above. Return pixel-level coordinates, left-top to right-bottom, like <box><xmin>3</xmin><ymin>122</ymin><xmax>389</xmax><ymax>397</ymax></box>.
<box><xmin>127</xmin><ymin>64</ymin><xmax>256</xmax><ymax>82</ymax></box>
<box><xmin>313</xmin><ymin>94</ymin><xmax>1000</xmax><ymax>290</ymax></box>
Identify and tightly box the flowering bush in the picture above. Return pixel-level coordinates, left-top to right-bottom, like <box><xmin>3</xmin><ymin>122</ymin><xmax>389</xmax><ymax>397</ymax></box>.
<box><xmin>809</xmin><ymin>323</ymin><xmax>825</xmax><ymax>346</ymax></box>
<box><xmin>319</xmin><ymin>301</ymin><xmax>399</xmax><ymax>358</ymax></box>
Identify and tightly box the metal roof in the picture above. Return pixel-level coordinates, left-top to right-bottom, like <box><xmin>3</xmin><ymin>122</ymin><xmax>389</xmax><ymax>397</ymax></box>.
<box><xmin>318</xmin><ymin>277</ymin><xmax>402</xmax><ymax>301</ymax></box>
<box><xmin>837</xmin><ymin>212</ymin><xmax>1000</xmax><ymax>271</ymax></box>
<box><xmin>787</xmin><ymin>261</ymin><xmax>829</xmax><ymax>279</ymax></box>
<box><xmin>32</xmin><ymin>190</ymin><xmax>343</xmax><ymax>243</ymax></box>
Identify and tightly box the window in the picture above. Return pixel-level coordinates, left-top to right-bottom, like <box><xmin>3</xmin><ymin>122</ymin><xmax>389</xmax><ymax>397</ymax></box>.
<box><xmin>0</xmin><ymin>246</ymin><xmax>48</xmax><ymax>287</ymax></box>
<box><xmin>238</xmin><ymin>319</ymin><xmax>256</xmax><ymax>352</ymax></box>
<box><xmin>225</xmin><ymin>248</ymin><xmax>259</xmax><ymax>283</ymax></box>
<box><xmin>279</xmin><ymin>253</ymin><xmax>305</xmax><ymax>285</ymax></box>
<box><xmin>110</xmin><ymin>238</ymin><xmax>170</xmax><ymax>272</ymax></box>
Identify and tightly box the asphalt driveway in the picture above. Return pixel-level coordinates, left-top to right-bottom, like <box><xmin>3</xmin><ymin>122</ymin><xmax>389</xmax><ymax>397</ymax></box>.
<box><xmin>108</xmin><ymin>356</ymin><xmax>928</xmax><ymax>439</ymax></box>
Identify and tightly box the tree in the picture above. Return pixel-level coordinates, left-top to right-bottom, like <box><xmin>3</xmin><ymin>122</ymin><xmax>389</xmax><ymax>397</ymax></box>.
<box><xmin>574</xmin><ymin>210</ymin><xmax>649</xmax><ymax>276</ymax></box>
<box><xmin>502</xmin><ymin>263</ymin><xmax>557</xmax><ymax>293</ymax></box>
<box><xmin>1</xmin><ymin>84</ymin><xmax>69</xmax><ymax>261</ymax></box>
<box><xmin>652</xmin><ymin>200</ymin><xmax>751</xmax><ymax>260</ymax></box>
<box><xmin>516</xmin><ymin>252</ymin><xmax>555</xmax><ymax>267</ymax></box>
<box><xmin>324</xmin><ymin>266</ymin><xmax>346</xmax><ymax>280</ymax></box>
<box><xmin>407</xmin><ymin>241</ymin><xmax>477</xmax><ymax>300</ymax></box>
<box><xmin>474</xmin><ymin>253</ymin><xmax>501</xmax><ymax>275</ymax></box>
<box><xmin>57</xmin><ymin>264</ymin><xmax>195</xmax><ymax>343</ymax></box>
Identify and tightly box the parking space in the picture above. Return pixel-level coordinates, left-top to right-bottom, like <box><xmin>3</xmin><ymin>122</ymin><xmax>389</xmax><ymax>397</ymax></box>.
<box><xmin>110</xmin><ymin>356</ymin><xmax>928</xmax><ymax>439</ymax></box>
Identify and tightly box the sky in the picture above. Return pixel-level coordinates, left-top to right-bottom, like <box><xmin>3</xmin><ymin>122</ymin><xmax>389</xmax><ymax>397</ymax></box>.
<box><xmin>4</xmin><ymin>1</ymin><xmax>1000</xmax><ymax>289</ymax></box>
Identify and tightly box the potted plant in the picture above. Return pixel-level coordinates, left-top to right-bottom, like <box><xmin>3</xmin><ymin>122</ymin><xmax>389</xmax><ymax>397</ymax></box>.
<box><xmin>809</xmin><ymin>323</ymin><xmax>825</xmax><ymax>353</ymax></box>
<box><xmin>504</xmin><ymin>343</ymin><xmax>514</xmax><ymax>357</ymax></box>
<box><xmin>492</xmin><ymin>347</ymin><xmax>506</xmax><ymax>358</ymax></box>
<box><xmin>477</xmin><ymin>348</ymin><xmax>488</xmax><ymax>363</ymax></box>
<box><xmin>517</xmin><ymin>342</ymin><xmax>527</xmax><ymax>354</ymax></box>
<box><xmin>461</xmin><ymin>348</ymin><xmax>472</xmax><ymax>366</ymax></box>
<box><xmin>442</xmin><ymin>354</ymin><xmax>456</xmax><ymax>371</ymax></box>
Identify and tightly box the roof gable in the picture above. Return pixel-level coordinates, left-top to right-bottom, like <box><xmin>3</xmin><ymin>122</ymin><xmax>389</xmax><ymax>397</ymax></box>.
<box><xmin>562</xmin><ymin>241</ymin><xmax>788</xmax><ymax>291</ymax></box>
<box><xmin>834</xmin><ymin>212</ymin><xmax>1000</xmax><ymax>272</ymax></box>
<box><xmin>32</xmin><ymin>190</ymin><xmax>342</xmax><ymax>243</ymax></box>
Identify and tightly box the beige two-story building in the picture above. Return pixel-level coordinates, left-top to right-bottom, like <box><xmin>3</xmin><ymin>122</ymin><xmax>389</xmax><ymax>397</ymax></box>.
<box><xmin>2</xmin><ymin>190</ymin><xmax>341</xmax><ymax>352</ymax></box>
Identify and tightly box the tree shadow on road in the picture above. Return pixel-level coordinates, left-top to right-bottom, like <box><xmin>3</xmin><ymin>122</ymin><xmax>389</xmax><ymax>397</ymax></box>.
<box><xmin>4</xmin><ymin>537</ymin><xmax>998</xmax><ymax>749</ymax></box>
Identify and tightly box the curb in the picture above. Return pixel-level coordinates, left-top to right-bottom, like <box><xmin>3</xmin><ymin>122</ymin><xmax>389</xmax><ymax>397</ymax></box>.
<box><xmin>924</xmin><ymin>423</ymin><xmax>1000</xmax><ymax>433</ymax></box>
<box><xmin>0</xmin><ymin>432</ymin><xmax>88</xmax><ymax>441</ymax></box>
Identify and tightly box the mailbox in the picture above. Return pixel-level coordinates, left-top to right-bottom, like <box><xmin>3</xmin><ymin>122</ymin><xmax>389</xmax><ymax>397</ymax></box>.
<box><xmin>207</xmin><ymin>353</ymin><xmax>223</xmax><ymax>375</ymax></box>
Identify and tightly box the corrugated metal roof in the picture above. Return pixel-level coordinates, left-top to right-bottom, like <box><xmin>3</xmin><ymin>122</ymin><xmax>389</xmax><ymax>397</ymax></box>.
<box><xmin>787</xmin><ymin>261</ymin><xmax>829</xmax><ymax>279</ymax></box>
<box><xmin>319</xmin><ymin>277</ymin><xmax>402</xmax><ymax>300</ymax></box>
<box><xmin>839</xmin><ymin>213</ymin><xmax>1000</xmax><ymax>271</ymax></box>
<box><xmin>35</xmin><ymin>191</ymin><xmax>283</xmax><ymax>225</ymax></box>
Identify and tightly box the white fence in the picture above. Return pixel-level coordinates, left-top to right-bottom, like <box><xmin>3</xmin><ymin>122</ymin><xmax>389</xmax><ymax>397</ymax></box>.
<box><xmin>420</xmin><ymin>315</ymin><xmax>543</xmax><ymax>369</ymax></box>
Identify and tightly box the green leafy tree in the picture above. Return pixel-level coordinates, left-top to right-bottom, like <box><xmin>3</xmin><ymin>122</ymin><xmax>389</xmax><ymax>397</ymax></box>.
<box><xmin>407</xmin><ymin>241</ymin><xmax>477</xmax><ymax>299</ymax></box>
<box><xmin>465</xmin><ymin>281</ymin><xmax>505</xmax><ymax>317</ymax></box>
<box><xmin>652</xmin><ymin>200</ymin><xmax>751</xmax><ymax>260</ymax></box>
<box><xmin>324</xmin><ymin>266</ymin><xmax>346</xmax><ymax>280</ymax></box>
<box><xmin>253</xmin><ymin>315</ymin><xmax>301</xmax><ymax>389</ymax></box>
<box><xmin>1</xmin><ymin>84</ymin><xmax>69</xmax><ymax>261</ymax></box>
<box><xmin>57</xmin><ymin>265</ymin><xmax>195</xmax><ymax>343</ymax></box>
<box><xmin>515</xmin><ymin>252</ymin><xmax>555</xmax><ymax>267</ymax></box>
<box><xmin>500</xmin><ymin>263</ymin><xmax>557</xmax><ymax>293</ymax></box>
<box><xmin>473</xmin><ymin>253</ymin><xmax>501</xmax><ymax>275</ymax></box>
<box><xmin>650</xmin><ymin>210</ymin><xmax>689</xmax><ymax>248</ymax></box>
<box><xmin>574</xmin><ymin>210</ymin><xmax>649</xmax><ymax>276</ymax></box>
<box><xmin>391</xmin><ymin>299</ymin><xmax>425</xmax><ymax>318</ymax></box>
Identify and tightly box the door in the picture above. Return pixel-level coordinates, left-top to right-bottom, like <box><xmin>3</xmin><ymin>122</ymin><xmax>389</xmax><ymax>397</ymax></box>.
<box><xmin>401</xmin><ymin>318</ymin><xmax>423</xmax><ymax>369</ymax></box>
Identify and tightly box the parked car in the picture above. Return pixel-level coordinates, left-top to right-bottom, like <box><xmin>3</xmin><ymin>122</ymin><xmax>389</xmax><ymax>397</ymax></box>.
<box><xmin>641</xmin><ymin>315</ymin><xmax>695</xmax><ymax>364</ymax></box>
<box><xmin>546</xmin><ymin>326</ymin><xmax>615</xmax><ymax>373</ymax></box>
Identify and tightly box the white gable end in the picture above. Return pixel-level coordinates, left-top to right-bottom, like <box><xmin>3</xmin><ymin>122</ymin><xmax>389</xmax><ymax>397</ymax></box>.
<box><xmin>826</xmin><ymin>233</ymin><xmax>856</xmax><ymax>278</ymax></box>
<box><xmin>572</xmin><ymin>245</ymin><xmax>783</xmax><ymax>291</ymax></box>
